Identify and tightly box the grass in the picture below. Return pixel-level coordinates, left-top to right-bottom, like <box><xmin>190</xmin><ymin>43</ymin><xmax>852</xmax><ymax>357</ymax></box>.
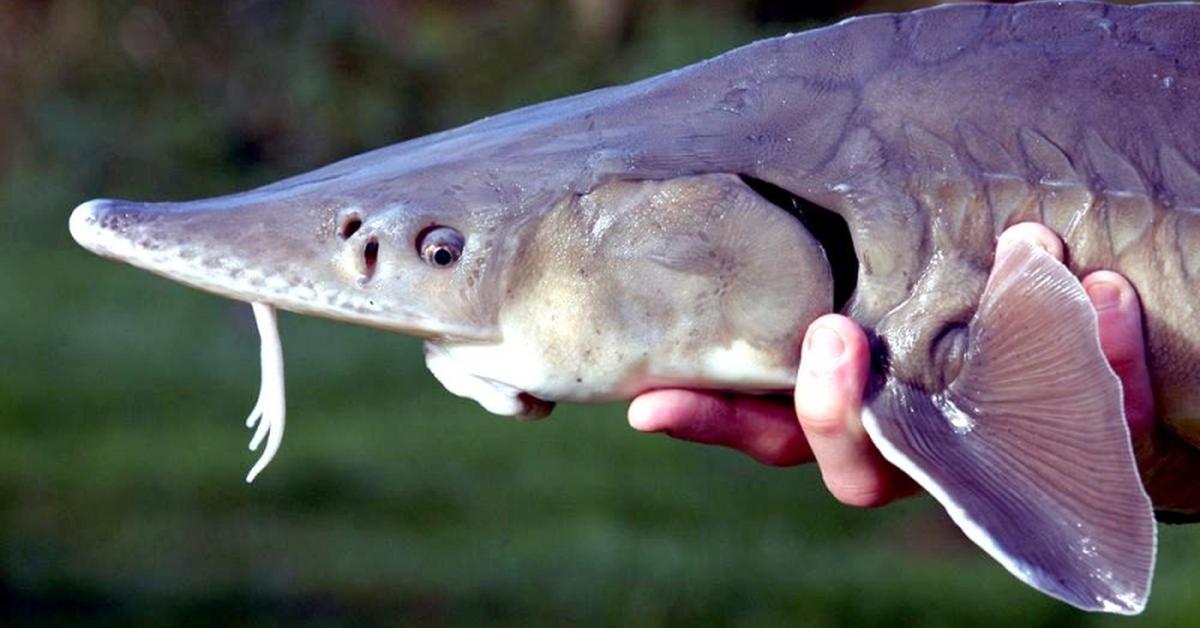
<box><xmin>4</xmin><ymin>241</ymin><xmax>1200</xmax><ymax>626</ymax></box>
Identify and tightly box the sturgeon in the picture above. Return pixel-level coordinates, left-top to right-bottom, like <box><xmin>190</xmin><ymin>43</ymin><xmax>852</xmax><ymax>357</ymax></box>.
<box><xmin>67</xmin><ymin>0</ymin><xmax>1200</xmax><ymax>614</ymax></box>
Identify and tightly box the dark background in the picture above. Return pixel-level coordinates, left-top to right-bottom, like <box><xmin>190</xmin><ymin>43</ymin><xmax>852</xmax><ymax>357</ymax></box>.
<box><xmin>2</xmin><ymin>1</ymin><xmax>1195</xmax><ymax>626</ymax></box>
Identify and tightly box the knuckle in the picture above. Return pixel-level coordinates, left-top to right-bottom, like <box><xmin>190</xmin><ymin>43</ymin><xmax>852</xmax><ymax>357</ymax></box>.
<box><xmin>824</xmin><ymin>474</ymin><xmax>893</xmax><ymax>508</ymax></box>
<box><xmin>665</xmin><ymin>422</ymin><xmax>727</xmax><ymax>447</ymax></box>
<box><xmin>799</xmin><ymin>410</ymin><xmax>844</xmax><ymax>438</ymax></box>
<box><xmin>750</xmin><ymin>433</ymin><xmax>808</xmax><ymax>467</ymax></box>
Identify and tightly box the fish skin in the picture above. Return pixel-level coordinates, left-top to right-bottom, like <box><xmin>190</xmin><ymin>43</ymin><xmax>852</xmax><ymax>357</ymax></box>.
<box><xmin>67</xmin><ymin>0</ymin><xmax>1200</xmax><ymax>613</ymax></box>
<box><xmin>788</xmin><ymin>1</ymin><xmax>1200</xmax><ymax>518</ymax></box>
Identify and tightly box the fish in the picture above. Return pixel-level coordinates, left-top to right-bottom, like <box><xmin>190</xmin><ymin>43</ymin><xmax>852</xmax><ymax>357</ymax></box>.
<box><xmin>66</xmin><ymin>0</ymin><xmax>1200</xmax><ymax>615</ymax></box>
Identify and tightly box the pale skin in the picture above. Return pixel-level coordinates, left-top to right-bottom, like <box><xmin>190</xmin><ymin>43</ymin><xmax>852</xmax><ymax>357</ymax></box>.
<box><xmin>628</xmin><ymin>223</ymin><xmax>1156</xmax><ymax>507</ymax></box>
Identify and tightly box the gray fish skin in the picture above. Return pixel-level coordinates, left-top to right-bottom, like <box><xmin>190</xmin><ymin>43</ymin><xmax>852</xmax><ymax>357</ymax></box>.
<box><xmin>68</xmin><ymin>0</ymin><xmax>1200</xmax><ymax>615</ymax></box>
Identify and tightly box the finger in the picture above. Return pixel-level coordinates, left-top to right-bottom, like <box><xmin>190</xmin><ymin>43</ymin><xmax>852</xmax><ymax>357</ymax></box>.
<box><xmin>796</xmin><ymin>315</ymin><xmax>918</xmax><ymax>507</ymax></box>
<box><xmin>998</xmin><ymin>222</ymin><xmax>1064</xmax><ymax>261</ymax></box>
<box><xmin>628</xmin><ymin>390</ymin><xmax>813</xmax><ymax>466</ymax></box>
<box><xmin>1083</xmin><ymin>271</ymin><xmax>1155</xmax><ymax>439</ymax></box>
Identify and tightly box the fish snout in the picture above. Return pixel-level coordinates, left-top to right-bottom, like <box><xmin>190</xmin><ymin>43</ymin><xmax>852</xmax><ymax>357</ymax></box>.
<box><xmin>69</xmin><ymin>197</ymin><xmax>220</xmax><ymax>283</ymax></box>
<box><xmin>69</xmin><ymin>197</ymin><xmax>185</xmax><ymax>264</ymax></box>
<box><xmin>69</xmin><ymin>198</ymin><xmax>136</xmax><ymax>258</ymax></box>
<box><xmin>67</xmin><ymin>195</ymin><xmax>325</xmax><ymax>307</ymax></box>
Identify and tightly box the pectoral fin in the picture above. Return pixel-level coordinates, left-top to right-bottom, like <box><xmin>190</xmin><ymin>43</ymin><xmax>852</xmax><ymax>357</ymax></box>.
<box><xmin>863</xmin><ymin>241</ymin><xmax>1156</xmax><ymax>614</ymax></box>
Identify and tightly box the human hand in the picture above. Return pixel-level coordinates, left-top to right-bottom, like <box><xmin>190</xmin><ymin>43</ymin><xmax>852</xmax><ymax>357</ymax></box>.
<box><xmin>627</xmin><ymin>223</ymin><xmax>1155</xmax><ymax>507</ymax></box>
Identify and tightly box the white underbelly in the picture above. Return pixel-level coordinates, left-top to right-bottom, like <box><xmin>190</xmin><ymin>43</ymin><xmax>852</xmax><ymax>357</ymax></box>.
<box><xmin>424</xmin><ymin>332</ymin><xmax>796</xmax><ymax>419</ymax></box>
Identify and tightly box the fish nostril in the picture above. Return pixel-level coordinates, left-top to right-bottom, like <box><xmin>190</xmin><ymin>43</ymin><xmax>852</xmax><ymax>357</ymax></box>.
<box><xmin>340</xmin><ymin>217</ymin><xmax>363</xmax><ymax>239</ymax></box>
<box><xmin>363</xmin><ymin>238</ymin><xmax>379</xmax><ymax>278</ymax></box>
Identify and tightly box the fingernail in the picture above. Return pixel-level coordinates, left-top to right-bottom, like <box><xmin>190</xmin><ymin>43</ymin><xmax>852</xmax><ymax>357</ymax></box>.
<box><xmin>808</xmin><ymin>324</ymin><xmax>845</xmax><ymax>362</ymax></box>
<box><xmin>1086</xmin><ymin>281</ymin><xmax>1122</xmax><ymax>311</ymax></box>
<box><xmin>627</xmin><ymin>397</ymin><xmax>662</xmax><ymax>432</ymax></box>
<box><xmin>997</xmin><ymin>223</ymin><xmax>1063</xmax><ymax>260</ymax></box>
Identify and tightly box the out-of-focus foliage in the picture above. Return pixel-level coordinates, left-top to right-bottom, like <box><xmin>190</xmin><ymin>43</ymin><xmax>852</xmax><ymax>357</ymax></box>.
<box><xmin>1</xmin><ymin>1</ymin><xmax>1195</xmax><ymax>627</ymax></box>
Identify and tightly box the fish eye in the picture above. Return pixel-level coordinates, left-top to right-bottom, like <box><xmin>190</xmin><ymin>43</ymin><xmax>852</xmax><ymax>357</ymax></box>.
<box><xmin>418</xmin><ymin>226</ymin><xmax>464</xmax><ymax>268</ymax></box>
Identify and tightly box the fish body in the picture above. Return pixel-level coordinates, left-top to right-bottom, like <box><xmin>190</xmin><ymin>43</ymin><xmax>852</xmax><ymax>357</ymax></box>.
<box><xmin>68</xmin><ymin>0</ymin><xmax>1200</xmax><ymax>614</ymax></box>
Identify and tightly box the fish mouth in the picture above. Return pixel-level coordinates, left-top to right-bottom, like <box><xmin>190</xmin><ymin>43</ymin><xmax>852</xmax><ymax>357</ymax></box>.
<box><xmin>68</xmin><ymin>198</ymin><xmax>492</xmax><ymax>341</ymax></box>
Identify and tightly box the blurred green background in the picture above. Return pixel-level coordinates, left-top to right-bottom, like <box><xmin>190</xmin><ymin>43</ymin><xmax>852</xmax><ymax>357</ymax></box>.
<box><xmin>3</xmin><ymin>1</ymin><xmax>1196</xmax><ymax>626</ymax></box>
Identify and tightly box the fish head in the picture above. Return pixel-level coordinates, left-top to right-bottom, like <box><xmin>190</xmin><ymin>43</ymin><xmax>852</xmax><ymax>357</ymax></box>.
<box><xmin>69</xmin><ymin>162</ymin><xmax>837</xmax><ymax>400</ymax></box>
<box><xmin>65</xmin><ymin>80</ymin><xmax>706</xmax><ymax>342</ymax></box>
<box><xmin>66</xmin><ymin>49</ymin><xmax>844</xmax><ymax>348</ymax></box>
<box><xmin>66</xmin><ymin>157</ymin><xmax>563</xmax><ymax>342</ymax></box>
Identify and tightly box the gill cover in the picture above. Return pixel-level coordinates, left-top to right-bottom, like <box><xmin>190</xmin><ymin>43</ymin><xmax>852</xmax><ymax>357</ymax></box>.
<box><xmin>425</xmin><ymin>174</ymin><xmax>834</xmax><ymax>416</ymax></box>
